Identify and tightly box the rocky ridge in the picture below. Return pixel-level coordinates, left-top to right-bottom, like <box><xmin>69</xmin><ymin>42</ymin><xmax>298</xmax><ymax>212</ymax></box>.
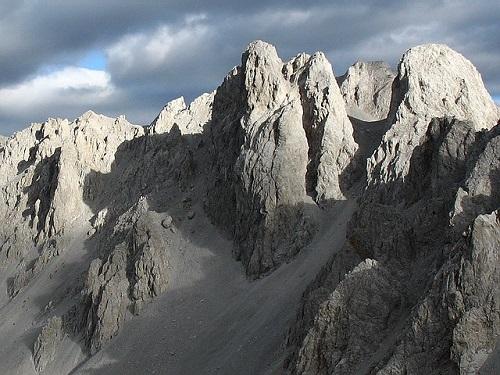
<box><xmin>0</xmin><ymin>41</ymin><xmax>497</xmax><ymax>375</ymax></box>
<box><xmin>368</xmin><ymin>44</ymin><xmax>499</xmax><ymax>190</ymax></box>
<box><xmin>206</xmin><ymin>41</ymin><xmax>357</xmax><ymax>276</ymax></box>
<box><xmin>285</xmin><ymin>45</ymin><xmax>499</xmax><ymax>374</ymax></box>
<box><xmin>150</xmin><ymin>92</ymin><xmax>215</xmax><ymax>135</ymax></box>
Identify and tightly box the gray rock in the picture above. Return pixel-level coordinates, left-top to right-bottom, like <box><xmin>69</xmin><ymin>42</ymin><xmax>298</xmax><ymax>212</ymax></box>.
<box><xmin>0</xmin><ymin>40</ymin><xmax>498</xmax><ymax>375</ymax></box>
<box><xmin>81</xmin><ymin>198</ymin><xmax>170</xmax><ymax>351</ymax></box>
<box><xmin>286</xmin><ymin>116</ymin><xmax>500</xmax><ymax>374</ymax></box>
<box><xmin>338</xmin><ymin>61</ymin><xmax>396</xmax><ymax>121</ymax></box>
<box><xmin>33</xmin><ymin>316</ymin><xmax>64</xmax><ymax>372</ymax></box>
<box><xmin>450</xmin><ymin>125</ymin><xmax>500</xmax><ymax>232</ymax></box>
<box><xmin>129</xmin><ymin>209</ymin><xmax>169</xmax><ymax>314</ymax></box>
<box><xmin>0</xmin><ymin>134</ymin><xmax>7</xmax><ymax>148</ymax></box>
<box><xmin>294</xmin><ymin>260</ymin><xmax>402</xmax><ymax>374</ymax></box>
<box><xmin>206</xmin><ymin>40</ymin><xmax>356</xmax><ymax>276</ymax></box>
<box><xmin>82</xmin><ymin>246</ymin><xmax>129</xmax><ymax>355</ymax></box>
<box><xmin>161</xmin><ymin>215</ymin><xmax>173</xmax><ymax>228</ymax></box>
<box><xmin>150</xmin><ymin>92</ymin><xmax>214</xmax><ymax>135</ymax></box>
<box><xmin>368</xmin><ymin>44</ymin><xmax>499</xmax><ymax>190</ymax></box>
<box><xmin>8</xmin><ymin>239</ymin><xmax>60</xmax><ymax>298</ymax></box>
<box><xmin>0</xmin><ymin>113</ymin><xmax>144</xmax><ymax>269</ymax></box>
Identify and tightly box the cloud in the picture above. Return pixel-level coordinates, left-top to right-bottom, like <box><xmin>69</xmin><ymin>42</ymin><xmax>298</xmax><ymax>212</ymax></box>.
<box><xmin>106</xmin><ymin>14</ymin><xmax>212</xmax><ymax>79</ymax></box>
<box><xmin>0</xmin><ymin>0</ymin><xmax>498</xmax><ymax>134</ymax></box>
<box><xmin>0</xmin><ymin>67</ymin><xmax>113</xmax><ymax>133</ymax></box>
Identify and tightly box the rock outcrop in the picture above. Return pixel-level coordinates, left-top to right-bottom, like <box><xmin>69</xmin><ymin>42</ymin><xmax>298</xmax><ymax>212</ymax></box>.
<box><xmin>206</xmin><ymin>40</ymin><xmax>357</xmax><ymax>276</ymax></box>
<box><xmin>286</xmin><ymin>51</ymin><xmax>500</xmax><ymax>374</ymax></box>
<box><xmin>368</xmin><ymin>44</ymin><xmax>499</xmax><ymax>191</ymax></box>
<box><xmin>150</xmin><ymin>92</ymin><xmax>214</xmax><ymax>135</ymax></box>
<box><xmin>338</xmin><ymin>61</ymin><xmax>395</xmax><ymax>121</ymax></box>
<box><xmin>82</xmin><ymin>242</ymin><xmax>130</xmax><ymax>355</ymax></box>
<box><xmin>0</xmin><ymin>114</ymin><xmax>144</xmax><ymax>300</ymax></box>
<box><xmin>33</xmin><ymin>316</ymin><xmax>64</xmax><ymax>372</ymax></box>
<box><xmin>0</xmin><ymin>41</ymin><xmax>498</xmax><ymax>375</ymax></box>
<box><xmin>81</xmin><ymin>152</ymin><xmax>185</xmax><ymax>352</ymax></box>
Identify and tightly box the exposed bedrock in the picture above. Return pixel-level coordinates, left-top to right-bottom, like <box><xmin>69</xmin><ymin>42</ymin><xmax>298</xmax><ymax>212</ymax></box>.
<box><xmin>338</xmin><ymin>60</ymin><xmax>396</xmax><ymax>121</ymax></box>
<box><xmin>368</xmin><ymin>44</ymin><xmax>499</xmax><ymax>192</ymax></box>
<box><xmin>286</xmin><ymin>115</ymin><xmax>500</xmax><ymax>373</ymax></box>
<box><xmin>0</xmin><ymin>40</ymin><xmax>497</xmax><ymax>375</ymax></box>
<box><xmin>206</xmin><ymin>40</ymin><xmax>358</xmax><ymax>277</ymax></box>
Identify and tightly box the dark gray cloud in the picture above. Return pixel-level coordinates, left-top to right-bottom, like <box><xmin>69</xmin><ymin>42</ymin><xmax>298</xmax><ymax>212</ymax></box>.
<box><xmin>0</xmin><ymin>0</ymin><xmax>498</xmax><ymax>135</ymax></box>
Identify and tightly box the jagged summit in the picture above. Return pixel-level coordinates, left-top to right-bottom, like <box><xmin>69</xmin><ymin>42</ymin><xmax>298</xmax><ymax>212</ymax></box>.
<box><xmin>207</xmin><ymin>38</ymin><xmax>357</xmax><ymax>275</ymax></box>
<box><xmin>0</xmin><ymin>40</ymin><xmax>498</xmax><ymax>375</ymax></box>
<box><xmin>149</xmin><ymin>92</ymin><xmax>214</xmax><ymax>135</ymax></box>
<box><xmin>368</xmin><ymin>43</ymin><xmax>499</xmax><ymax>188</ymax></box>
<box><xmin>245</xmin><ymin>39</ymin><xmax>280</xmax><ymax>56</ymax></box>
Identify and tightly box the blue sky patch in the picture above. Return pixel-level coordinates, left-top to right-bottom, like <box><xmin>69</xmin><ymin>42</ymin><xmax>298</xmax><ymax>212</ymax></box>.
<box><xmin>79</xmin><ymin>50</ymin><xmax>106</xmax><ymax>70</ymax></box>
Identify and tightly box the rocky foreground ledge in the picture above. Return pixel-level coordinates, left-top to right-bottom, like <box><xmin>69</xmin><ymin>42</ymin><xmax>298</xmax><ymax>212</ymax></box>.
<box><xmin>0</xmin><ymin>41</ymin><xmax>498</xmax><ymax>374</ymax></box>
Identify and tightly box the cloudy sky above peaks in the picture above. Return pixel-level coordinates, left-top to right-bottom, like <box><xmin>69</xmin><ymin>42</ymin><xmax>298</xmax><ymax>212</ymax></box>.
<box><xmin>0</xmin><ymin>0</ymin><xmax>499</xmax><ymax>135</ymax></box>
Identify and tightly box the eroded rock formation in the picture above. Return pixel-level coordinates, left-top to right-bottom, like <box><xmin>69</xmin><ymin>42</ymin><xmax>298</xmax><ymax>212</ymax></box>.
<box><xmin>150</xmin><ymin>92</ymin><xmax>215</xmax><ymax>135</ymax></box>
<box><xmin>338</xmin><ymin>61</ymin><xmax>395</xmax><ymax>121</ymax></box>
<box><xmin>0</xmin><ymin>41</ymin><xmax>497</xmax><ymax>375</ymax></box>
<box><xmin>368</xmin><ymin>44</ymin><xmax>499</xmax><ymax>189</ymax></box>
<box><xmin>206</xmin><ymin>41</ymin><xmax>357</xmax><ymax>276</ymax></box>
<box><xmin>285</xmin><ymin>45</ymin><xmax>500</xmax><ymax>375</ymax></box>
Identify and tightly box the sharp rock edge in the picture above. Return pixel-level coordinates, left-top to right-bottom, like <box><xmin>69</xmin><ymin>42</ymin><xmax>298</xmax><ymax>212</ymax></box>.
<box><xmin>0</xmin><ymin>41</ymin><xmax>497</xmax><ymax>375</ymax></box>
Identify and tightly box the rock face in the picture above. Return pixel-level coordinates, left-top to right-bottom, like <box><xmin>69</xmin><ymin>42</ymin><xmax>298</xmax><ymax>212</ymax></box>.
<box><xmin>338</xmin><ymin>61</ymin><xmax>395</xmax><ymax>121</ymax></box>
<box><xmin>80</xmin><ymin>134</ymin><xmax>190</xmax><ymax>353</ymax></box>
<box><xmin>33</xmin><ymin>316</ymin><xmax>64</xmax><ymax>372</ymax></box>
<box><xmin>206</xmin><ymin>41</ymin><xmax>357</xmax><ymax>276</ymax></box>
<box><xmin>368</xmin><ymin>44</ymin><xmax>499</xmax><ymax>189</ymax></box>
<box><xmin>150</xmin><ymin>92</ymin><xmax>214</xmax><ymax>135</ymax></box>
<box><xmin>285</xmin><ymin>44</ymin><xmax>500</xmax><ymax>374</ymax></box>
<box><xmin>0</xmin><ymin>41</ymin><xmax>498</xmax><ymax>375</ymax></box>
<box><xmin>82</xmin><ymin>241</ymin><xmax>130</xmax><ymax>355</ymax></box>
<box><xmin>0</xmin><ymin>114</ymin><xmax>144</xmax><ymax>298</ymax></box>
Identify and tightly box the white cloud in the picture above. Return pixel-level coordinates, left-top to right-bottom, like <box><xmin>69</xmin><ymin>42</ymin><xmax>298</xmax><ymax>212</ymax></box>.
<box><xmin>250</xmin><ymin>8</ymin><xmax>314</xmax><ymax>28</ymax></box>
<box><xmin>106</xmin><ymin>15</ymin><xmax>212</xmax><ymax>77</ymax></box>
<box><xmin>0</xmin><ymin>66</ymin><xmax>113</xmax><ymax>128</ymax></box>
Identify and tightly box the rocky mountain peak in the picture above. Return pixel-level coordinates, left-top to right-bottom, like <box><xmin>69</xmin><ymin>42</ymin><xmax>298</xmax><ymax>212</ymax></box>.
<box><xmin>206</xmin><ymin>40</ymin><xmax>357</xmax><ymax>276</ymax></box>
<box><xmin>368</xmin><ymin>43</ymin><xmax>499</xmax><ymax>188</ymax></box>
<box><xmin>0</xmin><ymin>41</ymin><xmax>498</xmax><ymax>375</ymax></box>
<box><xmin>395</xmin><ymin>43</ymin><xmax>498</xmax><ymax>130</ymax></box>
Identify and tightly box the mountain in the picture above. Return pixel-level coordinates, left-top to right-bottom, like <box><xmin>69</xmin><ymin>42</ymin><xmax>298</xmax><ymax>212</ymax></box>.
<box><xmin>0</xmin><ymin>41</ymin><xmax>498</xmax><ymax>375</ymax></box>
<box><xmin>337</xmin><ymin>60</ymin><xmax>395</xmax><ymax>121</ymax></box>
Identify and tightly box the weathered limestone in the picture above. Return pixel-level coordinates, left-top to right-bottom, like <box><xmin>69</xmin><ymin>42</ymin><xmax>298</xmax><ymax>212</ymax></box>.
<box><xmin>0</xmin><ymin>114</ymin><xmax>144</xmax><ymax>267</ymax></box>
<box><xmin>285</xmin><ymin>44</ymin><xmax>499</xmax><ymax>374</ymax></box>
<box><xmin>0</xmin><ymin>41</ymin><xmax>497</xmax><ymax>375</ymax></box>
<box><xmin>286</xmin><ymin>110</ymin><xmax>500</xmax><ymax>373</ymax></box>
<box><xmin>81</xmin><ymin>198</ymin><xmax>170</xmax><ymax>353</ymax></box>
<box><xmin>368</xmin><ymin>44</ymin><xmax>499</xmax><ymax>188</ymax></box>
<box><xmin>207</xmin><ymin>41</ymin><xmax>357</xmax><ymax>276</ymax></box>
<box><xmin>338</xmin><ymin>61</ymin><xmax>396</xmax><ymax>121</ymax></box>
<box><xmin>150</xmin><ymin>92</ymin><xmax>214</xmax><ymax>135</ymax></box>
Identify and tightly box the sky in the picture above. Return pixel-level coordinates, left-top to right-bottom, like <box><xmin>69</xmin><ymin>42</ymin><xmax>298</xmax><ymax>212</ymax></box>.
<box><xmin>0</xmin><ymin>0</ymin><xmax>499</xmax><ymax>135</ymax></box>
